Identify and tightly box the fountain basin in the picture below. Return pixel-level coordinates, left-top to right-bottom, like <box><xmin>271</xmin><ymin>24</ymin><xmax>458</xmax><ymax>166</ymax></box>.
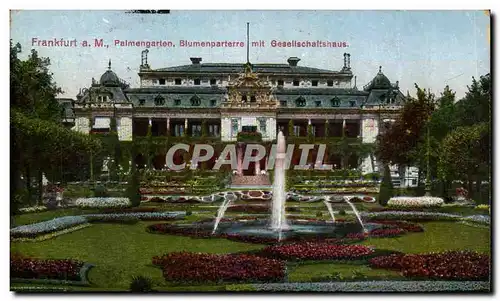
<box><xmin>152</xmin><ymin>219</ymin><xmax>390</xmax><ymax>243</ymax></box>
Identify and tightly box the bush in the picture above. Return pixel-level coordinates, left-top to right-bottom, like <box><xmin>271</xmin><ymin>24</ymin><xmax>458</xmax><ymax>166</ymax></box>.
<box><xmin>316</xmin><ymin>211</ymin><xmax>323</xmax><ymax>218</ymax></box>
<box><xmin>129</xmin><ymin>275</ymin><xmax>154</xmax><ymax>293</ymax></box>
<box><xmin>338</xmin><ymin>209</ymin><xmax>346</xmax><ymax>216</ymax></box>
<box><xmin>127</xmin><ymin>170</ymin><xmax>141</xmax><ymax>208</ymax></box>
<box><xmin>186</xmin><ymin>211</ymin><xmax>192</xmax><ymax>216</ymax></box>
<box><xmin>93</xmin><ymin>185</ymin><xmax>108</xmax><ymax>197</ymax></box>
<box><xmin>378</xmin><ymin>165</ymin><xmax>393</xmax><ymax>206</ymax></box>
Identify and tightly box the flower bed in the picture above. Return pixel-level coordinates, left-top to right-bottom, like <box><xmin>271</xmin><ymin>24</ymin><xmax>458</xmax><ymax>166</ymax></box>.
<box><xmin>152</xmin><ymin>252</ymin><xmax>285</xmax><ymax>283</ymax></box>
<box><xmin>11</xmin><ymin>224</ymin><xmax>92</xmax><ymax>242</ymax></box>
<box><xmin>18</xmin><ymin>206</ymin><xmax>48</xmax><ymax>214</ymax></box>
<box><xmin>75</xmin><ymin>197</ymin><xmax>130</xmax><ymax>209</ymax></box>
<box><xmin>11</xmin><ymin>254</ymin><xmax>85</xmax><ymax>281</ymax></box>
<box><xmin>226</xmin><ymin>205</ymin><xmax>269</xmax><ymax>213</ymax></box>
<box><xmin>368</xmin><ymin>221</ymin><xmax>424</xmax><ymax>232</ymax></box>
<box><xmin>260</xmin><ymin>242</ymin><xmax>374</xmax><ymax>260</ymax></box>
<box><xmin>85</xmin><ymin>215</ymin><xmax>140</xmax><ymax>224</ymax></box>
<box><xmin>461</xmin><ymin>215</ymin><xmax>490</xmax><ymax>225</ymax></box>
<box><xmin>387</xmin><ymin>196</ymin><xmax>444</xmax><ymax>209</ymax></box>
<box><xmin>101</xmin><ymin>207</ymin><xmax>161</xmax><ymax>214</ymax></box>
<box><xmin>361</xmin><ymin>211</ymin><xmax>460</xmax><ymax>221</ymax></box>
<box><xmin>369</xmin><ymin>251</ymin><xmax>490</xmax><ymax>280</ymax></box>
<box><xmin>368</xmin><ymin>228</ymin><xmax>406</xmax><ymax>238</ymax></box>
<box><xmin>83</xmin><ymin>212</ymin><xmax>186</xmax><ymax>221</ymax></box>
<box><xmin>10</xmin><ymin>216</ymin><xmax>88</xmax><ymax>239</ymax></box>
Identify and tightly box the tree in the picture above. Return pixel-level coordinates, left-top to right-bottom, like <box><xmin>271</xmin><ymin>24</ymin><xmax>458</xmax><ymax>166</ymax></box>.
<box><xmin>438</xmin><ymin>122</ymin><xmax>490</xmax><ymax>194</ymax></box>
<box><xmin>127</xmin><ymin>143</ymin><xmax>142</xmax><ymax>207</ymax></box>
<box><xmin>378</xmin><ymin>164</ymin><xmax>393</xmax><ymax>206</ymax></box>
<box><xmin>376</xmin><ymin>84</ymin><xmax>435</xmax><ymax>167</ymax></box>
<box><xmin>10</xmin><ymin>41</ymin><xmax>63</xmax><ymax>121</ymax></box>
<box><xmin>454</xmin><ymin>74</ymin><xmax>491</xmax><ymax>127</ymax></box>
<box><xmin>10</xmin><ymin>41</ymin><xmax>101</xmax><ymax>211</ymax></box>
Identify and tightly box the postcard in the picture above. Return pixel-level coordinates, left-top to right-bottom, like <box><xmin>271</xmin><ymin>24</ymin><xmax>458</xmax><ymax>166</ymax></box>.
<box><xmin>10</xmin><ymin>10</ymin><xmax>491</xmax><ymax>293</ymax></box>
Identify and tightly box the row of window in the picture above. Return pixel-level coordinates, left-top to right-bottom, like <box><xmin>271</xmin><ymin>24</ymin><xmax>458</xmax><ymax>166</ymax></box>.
<box><xmin>157</xmin><ymin>78</ymin><xmax>217</xmax><ymax>86</ymax></box>
<box><xmin>155</xmin><ymin>78</ymin><xmax>338</xmax><ymax>87</ymax></box>
<box><xmin>281</xmin><ymin>97</ymin><xmax>356</xmax><ymax>108</ymax></box>
<box><xmin>138</xmin><ymin>96</ymin><xmax>357</xmax><ymax>108</ymax></box>
<box><xmin>279</xmin><ymin>80</ymin><xmax>336</xmax><ymax>87</ymax></box>
<box><xmin>172</xmin><ymin>124</ymin><xmax>220</xmax><ymax>137</ymax></box>
<box><xmin>138</xmin><ymin>96</ymin><xmax>217</xmax><ymax>107</ymax></box>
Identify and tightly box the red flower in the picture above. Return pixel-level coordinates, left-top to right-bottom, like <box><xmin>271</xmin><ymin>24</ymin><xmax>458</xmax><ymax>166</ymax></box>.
<box><xmin>152</xmin><ymin>252</ymin><xmax>285</xmax><ymax>283</ymax></box>
<box><xmin>369</xmin><ymin>251</ymin><xmax>490</xmax><ymax>280</ymax></box>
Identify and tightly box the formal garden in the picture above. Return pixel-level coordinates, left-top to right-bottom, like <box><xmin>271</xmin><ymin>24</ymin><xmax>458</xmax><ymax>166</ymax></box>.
<box><xmin>10</xmin><ymin>43</ymin><xmax>491</xmax><ymax>293</ymax></box>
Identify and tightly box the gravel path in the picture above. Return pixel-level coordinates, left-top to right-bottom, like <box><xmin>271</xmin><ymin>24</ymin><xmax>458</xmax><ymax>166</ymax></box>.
<box><xmin>249</xmin><ymin>281</ymin><xmax>490</xmax><ymax>292</ymax></box>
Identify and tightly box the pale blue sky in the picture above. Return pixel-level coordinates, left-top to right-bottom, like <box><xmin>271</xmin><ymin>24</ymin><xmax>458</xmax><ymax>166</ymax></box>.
<box><xmin>10</xmin><ymin>10</ymin><xmax>490</xmax><ymax>99</ymax></box>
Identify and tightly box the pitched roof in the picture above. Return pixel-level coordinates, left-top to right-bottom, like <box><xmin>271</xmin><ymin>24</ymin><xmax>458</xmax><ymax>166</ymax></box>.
<box><xmin>148</xmin><ymin>63</ymin><xmax>349</xmax><ymax>75</ymax></box>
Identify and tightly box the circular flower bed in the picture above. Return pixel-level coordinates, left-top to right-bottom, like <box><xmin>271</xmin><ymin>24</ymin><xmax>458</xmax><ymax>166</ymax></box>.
<box><xmin>369</xmin><ymin>250</ymin><xmax>490</xmax><ymax>280</ymax></box>
<box><xmin>387</xmin><ymin>196</ymin><xmax>444</xmax><ymax>209</ymax></box>
<box><xmin>260</xmin><ymin>242</ymin><xmax>374</xmax><ymax>260</ymax></box>
<box><xmin>152</xmin><ymin>252</ymin><xmax>285</xmax><ymax>283</ymax></box>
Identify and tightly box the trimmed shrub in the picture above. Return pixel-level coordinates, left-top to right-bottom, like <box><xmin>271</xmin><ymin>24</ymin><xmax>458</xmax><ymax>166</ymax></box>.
<box><xmin>338</xmin><ymin>209</ymin><xmax>346</xmax><ymax>216</ymax></box>
<box><xmin>93</xmin><ymin>185</ymin><xmax>108</xmax><ymax>197</ymax></box>
<box><xmin>378</xmin><ymin>165</ymin><xmax>393</xmax><ymax>206</ymax></box>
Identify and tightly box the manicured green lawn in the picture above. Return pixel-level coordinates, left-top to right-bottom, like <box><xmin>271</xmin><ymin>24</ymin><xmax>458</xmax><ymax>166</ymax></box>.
<box><xmin>361</xmin><ymin>221</ymin><xmax>490</xmax><ymax>254</ymax></box>
<box><xmin>287</xmin><ymin>262</ymin><xmax>402</xmax><ymax>282</ymax></box>
<box><xmin>10</xmin><ymin>203</ymin><xmax>490</xmax><ymax>291</ymax></box>
<box><xmin>11</xmin><ymin>221</ymin><xmax>265</xmax><ymax>290</ymax></box>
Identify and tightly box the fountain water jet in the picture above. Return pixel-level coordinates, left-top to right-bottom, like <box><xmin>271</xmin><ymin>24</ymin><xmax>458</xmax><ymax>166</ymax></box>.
<box><xmin>212</xmin><ymin>193</ymin><xmax>236</xmax><ymax>234</ymax></box>
<box><xmin>343</xmin><ymin>198</ymin><xmax>367</xmax><ymax>233</ymax></box>
<box><xmin>323</xmin><ymin>200</ymin><xmax>336</xmax><ymax>224</ymax></box>
<box><xmin>270</xmin><ymin>131</ymin><xmax>289</xmax><ymax>232</ymax></box>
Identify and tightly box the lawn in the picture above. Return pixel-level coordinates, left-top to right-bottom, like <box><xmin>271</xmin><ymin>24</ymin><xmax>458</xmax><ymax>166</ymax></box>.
<box><xmin>10</xmin><ymin>202</ymin><xmax>491</xmax><ymax>292</ymax></box>
<box><xmin>11</xmin><ymin>221</ymin><xmax>265</xmax><ymax>290</ymax></box>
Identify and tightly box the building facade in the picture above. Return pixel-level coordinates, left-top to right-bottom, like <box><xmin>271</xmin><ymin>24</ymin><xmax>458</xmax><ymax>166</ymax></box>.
<box><xmin>64</xmin><ymin>52</ymin><xmax>417</xmax><ymax>186</ymax></box>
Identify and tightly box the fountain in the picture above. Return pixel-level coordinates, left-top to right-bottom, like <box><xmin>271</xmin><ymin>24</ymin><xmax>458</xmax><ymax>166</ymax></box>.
<box><xmin>270</xmin><ymin>131</ymin><xmax>289</xmax><ymax>232</ymax></box>
<box><xmin>174</xmin><ymin>131</ymin><xmax>387</xmax><ymax>242</ymax></box>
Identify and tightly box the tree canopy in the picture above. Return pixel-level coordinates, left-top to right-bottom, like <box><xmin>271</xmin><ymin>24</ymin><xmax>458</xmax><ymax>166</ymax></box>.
<box><xmin>11</xmin><ymin>41</ymin><xmax>102</xmax><ymax>210</ymax></box>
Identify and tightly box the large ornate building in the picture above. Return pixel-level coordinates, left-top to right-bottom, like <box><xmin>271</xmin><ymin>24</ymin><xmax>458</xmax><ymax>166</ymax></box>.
<box><xmin>62</xmin><ymin>52</ymin><xmax>418</xmax><ymax>187</ymax></box>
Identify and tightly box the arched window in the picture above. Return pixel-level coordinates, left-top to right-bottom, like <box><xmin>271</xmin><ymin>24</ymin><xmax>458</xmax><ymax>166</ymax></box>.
<box><xmin>154</xmin><ymin>95</ymin><xmax>165</xmax><ymax>106</ymax></box>
<box><xmin>331</xmin><ymin>97</ymin><xmax>340</xmax><ymax>107</ymax></box>
<box><xmin>191</xmin><ymin>95</ymin><xmax>201</xmax><ymax>106</ymax></box>
<box><xmin>295</xmin><ymin>96</ymin><xmax>306</xmax><ymax>107</ymax></box>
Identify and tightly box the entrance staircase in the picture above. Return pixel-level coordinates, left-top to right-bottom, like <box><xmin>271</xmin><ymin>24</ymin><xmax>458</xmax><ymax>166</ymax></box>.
<box><xmin>229</xmin><ymin>174</ymin><xmax>272</xmax><ymax>189</ymax></box>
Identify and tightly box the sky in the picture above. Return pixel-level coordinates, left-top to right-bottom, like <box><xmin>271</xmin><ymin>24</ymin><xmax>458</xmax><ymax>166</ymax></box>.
<box><xmin>10</xmin><ymin>10</ymin><xmax>490</xmax><ymax>99</ymax></box>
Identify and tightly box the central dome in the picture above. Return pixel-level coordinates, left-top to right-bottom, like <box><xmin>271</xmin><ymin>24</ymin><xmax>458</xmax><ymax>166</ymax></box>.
<box><xmin>99</xmin><ymin>69</ymin><xmax>120</xmax><ymax>86</ymax></box>
<box><xmin>99</xmin><ymin>60</ymin><xmax>120</xmax><ymax>86</ymax></box>
<box><xmin>371</xmin><ymin>66</ymin><xmax>391</xmax><ymax>89</ymax></box>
